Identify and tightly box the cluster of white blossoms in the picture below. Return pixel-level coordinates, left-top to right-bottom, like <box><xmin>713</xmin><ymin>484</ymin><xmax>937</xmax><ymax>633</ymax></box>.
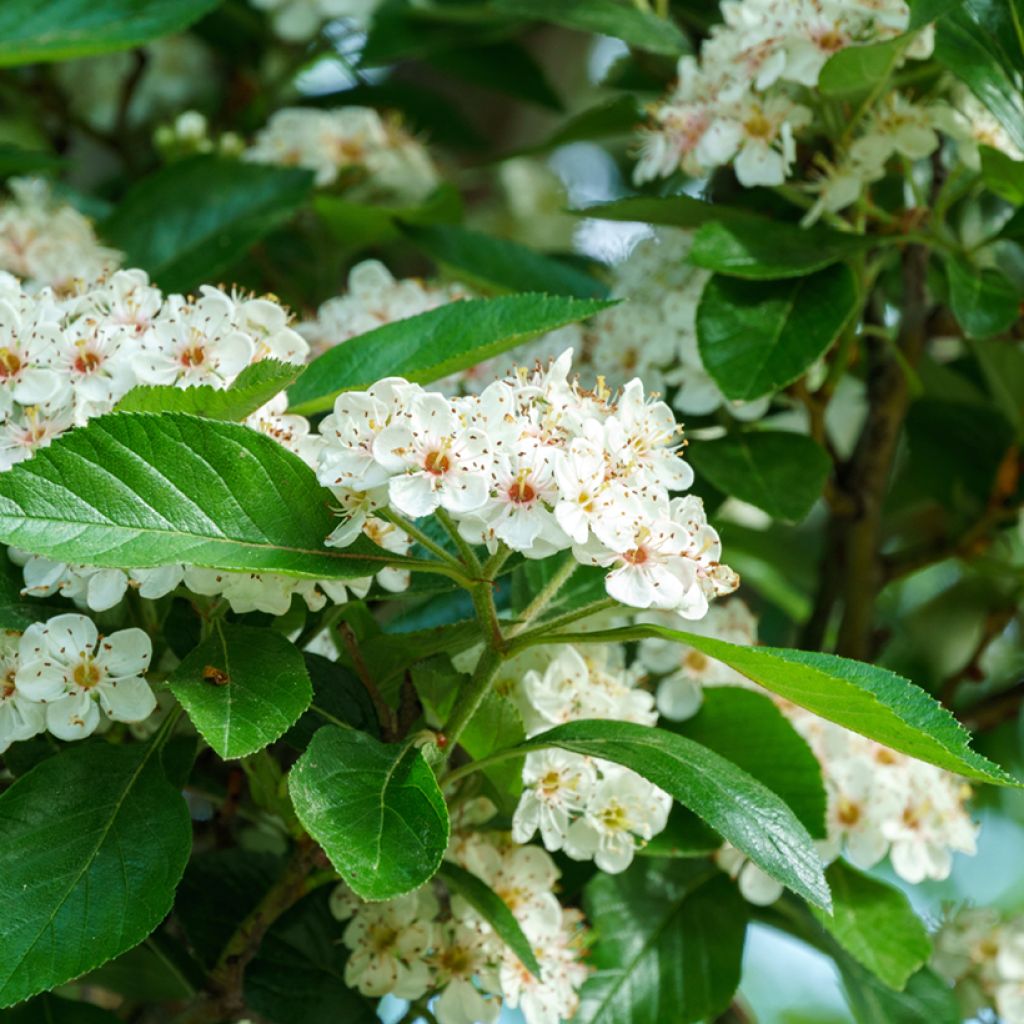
<box><xmin>245</xmin><ymin>107</ymin><xmax>439</xmax><ymax>202</ymax></box>
<box><xmin>490</xmin><ymin>642</ymin><xmax>671</xmax><ymax>873</ymax></box>
<box><xmin>316</xmin><ymin>348</ymin><xmax>739</xmax><ymax>615</ymax></box>
<box><xmin>0</xmin><ymin>613</ymin><xmax>154</xmax><ymax>751</ymax></box>
<box><xmin>584</xmin><ymin>227</ymin><xmax>768</xmax><ymax>421</ymax></box>
<box><xmin>933</xmin><ymin>907</ymin><xmax>1024</xmax><ymax>1024</ymax></box>
<box><xmin>0</xmin><ymin>179</ymin><xmax>120</xmax><ymax>293</ymax></box>
<box><xmin>331</xmin><ymin>823</ymin><xmax>590</xmax><ymax>1024</ymax></box>
<box><xmin>642</xmin><ymin>598</ymin><xmax>978</xmax><ymax>898</ymax></box>
<box><xmin>248</xmin><ymin>0</ymin><xmax>381</xmax><ymax>40</ymax></box>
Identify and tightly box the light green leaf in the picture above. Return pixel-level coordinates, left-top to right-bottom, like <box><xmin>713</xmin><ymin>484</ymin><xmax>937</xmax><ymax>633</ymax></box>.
<box><xmin>438</xmin><ymin>862</ymin><xmax>541</xmax><ymax>977</ymax></box>
<box><xmin>979</xmin><ymin>143</ymin><xmax>1024</xmax><ymax>203</ymax></box>
<box><xmin>288</xmin><ymin>726</ymin><xmax>450</xmax><ymax>901</ymax></box>
<box><xmin>523</xmin><ymin>720</ymin><xmax>831</xmax><ymax>909</ymax></box>
<box><xmin>672</xmin><ymin>688</ymin><xmax>827</xmax><ymax>838</ymax></box>
<box><xmin>812</xmin><ymin>862</ymin><xmax>931</xmax><ymax>990</ymax></box>
<box><xmin>690</xmin><ymin>220</ymin><xmax>871</xmax><ymax>279</ymax></box>
<box><xmin>516</xmin><ymin>95</ymin><xmax>642</xmax><ymax>155</ymax></box>
<box><xmin>537</xmin><ymin>627</ymin><xmax>1019</xmax><ymax>786</ymax></box>
<box><xmin>168</xmin><ymin>624</ymin><xmax>313</xmax><ymax>760</ymax></box>
<box><xmin>492</xmin><ymin>0</ymin><xmax>688</xmax><ymax>56</ymax></box>
<box><xmin>405</xmin><ymin>224</ymin><xmax>608</xmax><ymax>298</ymax></box>
<box><xmin>0</xmin><ymin>742</ymin><xmax>192</xmax><ymax>1006</ymax></box>
<box><xmin>287</xmin><ymin>294</ymin><xmax>612</xmax><ymax>415</ymax></box>
<box><xmin>0</xmin><ymin>412</ymin><xmax>395</xmax><ymax>580</ymax></box>
<box><xmin>686</xmin><ymin>431</ymin><xmax>831</xmax><ymax>522</ymax></box>
<box><xmin>101</xmin><ymin>157</ymin><xmax>314</xmax><ymax>293</ymax></box>
<box><xmin>818</xmin><ymin>34</ymin><xmax>914</xmax><ymax>96</ymax></box>
<box><xmin>115</xmin><ymin>360</ymin><xmax>301</xmax><ymax>420</ymax></box>
<box><xmin>641</xmin><ymin>805</ymin><xmax>721</xmax><ymax>858</ymax></box>
<box><xmin>841</xmin><ymin>963</ymin><xmax>959</xmax><ymax>1024</ymax></box>
<box><xmin>945</xmin><ymin>253</ymin><xmax>1020</xmax><ymax>338</ymax></box>
<box><xmin>0</xmin><ymin>0</ymin><xmax>220</xmax><ymax>65</ymax></box>
<box><xmin>697</xmin><ymin>265</ymin><xmax>858</xmax><ymax>400</ymax></box>
<box><xmin>578</xmin><ymin>860</ymin><xmax>748</xmax><ymax>1024</ymax></box>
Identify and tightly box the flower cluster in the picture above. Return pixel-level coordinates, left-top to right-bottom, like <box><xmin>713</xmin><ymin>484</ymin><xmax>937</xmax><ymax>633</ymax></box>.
<box><xmin>584</xmin><ymin>227</ymin><xmax>767</xmax><ymax>420</ymax></box>
<box><xmin>635</xmin><ymin>0</ymin><xmax>933</xmax><ymax>188</ymax></box>
<box><xmin>245</xmin><ymin>106</ymin><xmax>439</xmax><ymax>202</ymax></box>
<box><xmin>316</xmin><ymin>348</ymin><xmax>739</xmax><ymax>616</ymax></box>
<box><xmin>493</xmin><ymin>642</ymin><xmax>672</xmax><ymax>873</ymax></box>
<box><xmin>933</xmin><ymin>906</ymin><xmax>1024</xmax><ymax>1024</ymax></box>
<box><xmin>644</xmin><ymin>598</ymin><xmax>978</xmax><ymax>893</ymax></box>
<box><xmin>0</xmin><ymin>612</ymin><xmax>154</xmax><ymax>750</ymax></box>
<box><xmin>331</xmin><ymin>824</ymin><xmax>590</xmax><ymax>1024</ymax></box>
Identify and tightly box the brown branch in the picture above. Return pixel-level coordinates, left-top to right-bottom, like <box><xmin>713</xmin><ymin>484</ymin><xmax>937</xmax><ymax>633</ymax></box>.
<box><xmin>339</xmin><ymin>621</ymin><xmax>396</xmax><ymax>740</ymax></box>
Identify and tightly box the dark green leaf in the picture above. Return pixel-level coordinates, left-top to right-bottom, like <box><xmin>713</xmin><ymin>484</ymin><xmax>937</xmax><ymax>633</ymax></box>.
<box><xmin>115</xmin><ymin>360</ymin><xmax>301</xmax><ymax>420</ymax></box>
<box><xmin>818</xmin><ymin>34</ymin><xmax>913</xmax><ymax>96</ymax></box>
<box><xmin>811</xmin><ymin>862</ymin><xmax>931</xmax><ymax>990</ymax></box>
<box><xmin>523</xmin><ymin>720</ymin><xmax>831</xmax><ymax>909</ymax></box>
<box><xmin>672</xmin><ymin>688</ymin><xmax>826</xmax><ymax>838</ymax></box>
<box><xmin>288</xmin><ymin>294</ymin><xmax>612</xmax><ymax>415</ymax></box>
<box><xmin>980</xmin><ymin>143</ymin><xmax>1024</xmax><ymax>203</ymax></box>
<box><xmin>841</xmin><ymin>963</ymin><xmax>959</xmax><ymax>1024</ymax></box>
<box><xmin>80</xmin><ymin>936</ymin><xmax>199</xmax><ymax>1002</ymax></box>
<box><xmin>690</xmin><ymin>219</ymin><xmax>871</xmax><ymax>279</ymax></box>
<box><xmin>945</xmin><ymin>253</ymin><xmax>1020</xmax><ymax>337</ymax></box>
<box><xmin>438</xmin><ymin>862</ymin><xmax>541</xmax><ymax>976</ymax></box>
<box><xmin>168</xmin><ymin>624</ymin><xmax>313</xmax><ymax>759</ymax></box>
<box><xmin>0</xmin><ymin>547</ymin><xmax>63</xmax><ymax>629</ymax></box>
<box><xmin>101</xmin><ymin>157</ymin><xmax>314</xmax><ymax>293</ymax></box>
<box><xmin>0</xmin><ymin>741</ymin><xmax>192</xmax><ymax>1006</ymax></box>
<box><xmin>0</xmin><ymin>994</ymin><xmax>120</xmax><ymax>1023</ymax></box>
<box><xmin>578</xmin><ymin>195</ymin><xmax>757</xmax><ymax>229</ymax></box>
<box><xmin>434</xmin><ymin>41</ymin><xmax>562</xmax><ymax>110</ymax></box>
<box><xmin>909</xmin><ymin>0</ymin><xmax>963</xmax><ymax>28</ymax></box>
<box><xmin>686</xmin><ymin>431</ymin><xmax>831</xmax><ymax>522</ymax></box>
<box><xmin>0</xmin><ymin>412</ymin><xmax>394</xmax><ymax>579</ymax></box>
<box><xmin>405</xmin><ymin>224</ymin><xmax>608</xmax><ymax>298</ymax></box>
<box><xmin>286</xmin><ymin>653</ymin><xmax>381</xmax><ymax>748</ymax></box>
<box><xmin>578</xmin><ymin>860</ymin><xmax>748</xmax><ymax>1024</ymax></box>
<box><xmin>697</xmin><ymin>265</ymin><xmax>858</xmax><ymax>400</ymax></box>
<box><xmin>289</xmin><ymin>726</ymin><xmax>450</xmax><ymax>901</ymax></box>
<box><xmin>517</xmin><ymin>95</ymin><xmax>643</xmax><ymax>155</ymax></box>
<box><xmin>0</xmin><ymin>145</ymin><xmax>65</xmax><ymax>176</ymax></box>
<box><xmin>640</xmin><ymin>804</ymin><xmax>721</xmax><ymax>858</ymax></box>
<box><xmin>0</xmin><ymin>0</ymin><xmax>220</xmax><ymax>64</ymax></box>
<box><xmin>492</xmin><ymin>0</ymin><xmax>688</xmax><ymax>56</ymax></box>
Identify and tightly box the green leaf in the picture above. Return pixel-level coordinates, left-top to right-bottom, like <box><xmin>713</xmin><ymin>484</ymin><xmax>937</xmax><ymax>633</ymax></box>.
<box><xmin>405</xmin><ymin>224</ymin><xmax>608</xmax><ymax>298</ymax></box>
<box><xmin>542</xmin><ymin>626</ymin><xmax>1019</xmax><ymax>786</ymax></box>
<box><xmin>287</xmin><ymin>293</ymin><xmax>612</xmax><ymax>415</ymax></box>
<box><xmin>492</xmin><ymin>0</ymin><xmax>688</xmax><ymax>56</ymax></box>
<box><xmin>980</xmin><ymin>143</ymin><xmax>1024</xmax><ymax>203</ymax></box>
<box><xmin>909</xmin><ymin>0</ymin><xmax>963</xmax><ymax>27</ymax></box>
<box><xmin>0</xmin><ymin>994</ymin><xmax>120</xmax><ymax>1023</ymax></box>
<box><xmin>517</xmin><ymin>95</ymin><xmax>643</xmax><ymax>155</ymax></box>
<box><xmin>0</xmin><ymin>412</ymin><xmax>395</xmax><ymax>580</ymax></box>
<box><xmin>686</xmin><ymin>431</ymin><xmax>830</xmax><ymax>522</ymax></box>
<box><xmin>101</xmin><ymin>157</ymin><xmax>314</xmax><ymax>293</ymax></box>
<box><xmin>945</xmin><ymin>253</ymin><xmax>1020</xmax><ymax>337</ymax></box>
<box><xmin>286</xmin><ymin>653</ymin><xmax>381</xmax><ymax>748</ymax></box>
<box><xmin>697</xmin><ymin>265</ymin><xmax>858</xmax><ymax>400</ymax></box>
<box><xmin>438</xmin><ymin>862</ymin><xmax>541</xmax><ymax>976</ymax></box>
<box><xmin>434</xmin><ymin>41</ymin><xmax>562</xmax><ymax>110</ymax></box>
<box><xmin>0</xmin><ymin>0</ymin><xmax>220</xmax><ymax>64</ymax></box>
<box><xmin>818</xmin><ymin>34</ymin><xmax>914</xmax><ymax>96</ymax></box>
<box><xmin>578</xmin><ymin>860</ymin><xmax>748</xmax><ymax>1024</ymax></box>
<box><xmin>672</xmin><ymin>688</ymin><xmax>827</xmax><ymax>838</ymax></box>
<box><xmin>690</xmin><ymin>220</ymin><xmax>871</xmax><ymax>279</ymax></box>
<box><xmin>246</xmin><ymin>890</ymin><xmax>378</xmax><ymax>1024</ymax></box>
<box><xmin>841</xmin><ymin>963</ymin><xmax>959</xmax><ymax>1024</ymax></box>
<box><xmin>0</xmin><ymin>741</ymin><xmax>192</xmax><ymax>1006</ymax></box>
<box><xmin>168</xmin><ymin>624</ymin><xmax>313</xmax><ymax>760</ymax></box>
<box><xmin>811</xmin><ymin>862</ymin><xmax>931</xmax><ymax>990</ymax></box>
<box><xmin>80</xmin><ymin>936</ymin><xmax>198</xmax><ymax>1002</ymax></box>
<box><xmin>640</xmin><ymin>805</ymin><xmax>722</xmax><ymax>858</ymax></box>
<box><xmin>578</xmin><ymin>195</ymin><xmax>757</xmax><ymax>229</ymax></box>
<box><xmin>524</xmin><ymin>720</ymin><xmax>831</xmax><ymax>909</ymax></box>
<box><xmin>0</xmin><ymin>547</ymin><xmax>63</xmax><ymax>629</ymax></box>
<box><xmin>0</xmin><ymin>144</ymin><xmax>65</xmax><ymax>176</ymax></box>
<box><xmin>935</xmin><ymin>3</ymin><xmax>1024</xmax><ymax>153</ymax></box>
<box><xmin>115</xmin><ymin>360</ymin><xmax>301</xmax><ymax>420</ymax></box>
<box><xmin>288</xmin><ymin>726</ymin><xmax>450</xmax><ymax>901</ymax></box>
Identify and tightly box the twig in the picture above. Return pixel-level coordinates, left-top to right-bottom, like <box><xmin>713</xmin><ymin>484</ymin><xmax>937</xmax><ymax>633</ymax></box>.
<box><xmin>941</xmin><ymin>606</ymin><xmax>1018</xmax><ymax>704</ymax></box>
<box><xmin>338</xmin><ymin>621</ymin><xmax>396</xmax><ymax>740</ymax></box>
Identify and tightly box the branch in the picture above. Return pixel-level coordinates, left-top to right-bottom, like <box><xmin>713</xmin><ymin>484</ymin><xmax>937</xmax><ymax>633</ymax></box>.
<box><xmin>962</xmin><ymin>678</ymin><xmax>1024</xmax><ymax>732</ymax></box>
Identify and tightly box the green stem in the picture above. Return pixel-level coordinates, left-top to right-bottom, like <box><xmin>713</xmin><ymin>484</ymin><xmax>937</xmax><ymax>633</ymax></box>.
<box><xmin>380</xmin><ymin>509</ymin><xmax>465</xmax><ymax>571</ymax></box>
<box><xmin>436</xmin><ymin>507</ymin><xmax>482</xmax><ymax>574</ymax></box>
<box><xmin>443</xmin><ymin>739</ymin><xmax>529</xmax><ymax>786</ymax></box>
<box><xmin>443</xmin><ymin>647</ymin><xmax>503</xmax><ymax>752</ymax></box>
<box><xmin>506</xmin><ymin>557</ymin><xmax>578</xmax><ymax>638</ymax></box>
<box><xmin>505</xmin><ymin>597</ymin><xmax>617</xmax><ymax>655</ymax></box>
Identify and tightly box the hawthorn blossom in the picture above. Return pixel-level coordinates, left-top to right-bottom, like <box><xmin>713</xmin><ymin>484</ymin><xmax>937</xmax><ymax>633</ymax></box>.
<box><xmin>0</xmin><ymin>631</ymin><xmax>45</xmax><ymax>753</ymax></box>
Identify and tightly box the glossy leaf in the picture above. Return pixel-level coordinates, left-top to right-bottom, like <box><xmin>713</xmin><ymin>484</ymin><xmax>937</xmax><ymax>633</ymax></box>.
<box><xmin>0</xmin><ymin>742</ymin><xmax>192</xmax><ymax>1006</ymax></box>
<box><xmin>168</xmin><ymin>624</ymin><xmax>313</xmax><ymax>760</ymax></box>
<box><xmin>524</xmin><ymin>720</ymin><xmax>831</xmax><ymax>909</ymax></box>
<box><xmin>579</xmin><ymin>195</ymin><xmax>757</xmax><ymax>229</ymax></box>
<box><xmin>818</xmin><ymin>34</ymin><xmax>913</xmax><ymax>96</ymax></box>
<box><xmin>286</xmin><ymin>653</ymin><xmax>381</xmax><ymax>748</ymax></box>
<box><xmin>288</xmin><ymin>294</ymin><xmax>612</xmax><ymax>415</ymax></box>
<box><xmin>115</xmin><ymin>360</ymin><xmax>301</xmax><ymax>420</ymax></box>
<box><xmin>945</xmin><ymin>253</ymin><xmax>1020</xmax><ymax>338</ymax></box>
<box><xmin>0</xmin><ymin>0</ymin><xmax>220</xmax><ymax>64</ymax></box>
<box><xmin>578</xmin><ymin>860</ymin><xmax>748</xmax><ymax>1024</ymax></box>
<box><xmin>289</xmin><ymin>726</ymin><xmax>450</xmax><ymax>901</ymax></box>
<box><xmin>980</xmin><ymin>144</ymin><xmax>1024</xmax><ymax>203</ymax></box>
<box><xmin>438</xmin><ymin>862</ymin><xmax>541</xmax><ymax>976</ymax></box>
<box><xmin>811</xmin><ymin>862</ymin><xmax>931</xmax><ymax>990</ymax></box>
<box><xmin>540</xmin><ymin>627</ymin><xmax>1019</xmax><ymax>786</ymax></box>
<box><xmin>909</xmin><ymin>0</ymin><xmax>963</xmax><ymax>27</ymax></box>
<box><xmin>101</xmin><ymin>157</ymin><xmax>314</xmax><ymax>293</ymax></box>
<box><xmin>686</xmin><ymin>431</ymin><xmax>830</xmax><ymax>522</ymax></box>
<box><xmin>0</xmin><ymin>412</ymin><xmax>394</xmax><ymax>579</ymax></box>
<box><xmin>690</xmin><ymin>219</ymin><xmax>871</xmax><ymax>279</ymax></box>
<box><xmin>697</xmin><ymin>265</ymin><xmax>858</xmax><ymax>400</ymax></box>
<box><xmin>405</xmin><ymin>224</ymin><xmax>608</xmax><ymax>298</ymax></box>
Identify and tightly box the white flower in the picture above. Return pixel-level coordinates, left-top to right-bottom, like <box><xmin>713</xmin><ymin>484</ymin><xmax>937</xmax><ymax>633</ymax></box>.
<box><xmin>0</xmin><ymin>631</ymin><xmax>45</xmax><ymax>753</ymax></box>
<box><xmin>429</xmin><ymin>922</ymin><xmax>501</xmax><ymax>1024</ymax></box>
<box><xmin>513</xmin><ymin>749</ymin><xmax>597</xmax><ymax>851</ymax></box>
<box><xmin>715</xmin><ymin>844</ymin><xmax>785</xmax><ymax>905</ymax></box>
<box><xmin>15</xmin><ymin>613</ymin><xmax>154</xmax><ymax>740</ymax></box>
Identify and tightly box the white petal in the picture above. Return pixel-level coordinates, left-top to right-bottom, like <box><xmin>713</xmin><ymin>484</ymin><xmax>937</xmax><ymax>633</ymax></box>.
<box><xmin>97</xmin><ymin>627</ymin><xmax>153</xmax><ymax>678</ymax></box>
<box><xmin>97</xmin><ymin>675</ymin><xmax>157</xmax><ymax>723</ymax></box>
<box><xmin>46</xmin><ymin>692</ymin><xmax>100</xmax><ymax>741</ymax></box>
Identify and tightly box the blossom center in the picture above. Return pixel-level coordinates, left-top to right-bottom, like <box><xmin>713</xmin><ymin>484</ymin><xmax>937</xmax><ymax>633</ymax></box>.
<box><xmin>0</xmin><ymin>347</ymin><xmax>22</xmax><ymax>378</ymax></box>
<box><xmin>2</xmin><ymin>669</ymin><xmax>15</xmax><ymax>699</ymax></box>
<box><xmin>73</xmin><ymin>349</ymin><xmax>103</xmax><ymax>374</ymax></box>
<box><xmin>599</xmin><ymin>800</ymin><xmax>631</xmax><ymax>832</ymax></box>
<box><xmin>424</xmin><ymin>450</ymin><xmax>451</xmax><ymax>476</ymax></box>
<box><xmin>623</xmin><ymin>547</ymin><xmax>649</xmax><ymax>565</ymax></box>
<box><xmin>72</xmin><ymin>658</ymin><xmax>102</xmax><ymax>690</ymax></box>
<box><xmin>368</xmin><ymin>923</ymin><xmax>399</xmax><ymax>955</ymax></box>
<box><xmin>836</xmin><ymin>797</ymin><xmax>861</xmax><ymax>827</ymax></box>
<box><xmin>507</xmin><ymin>476</ymin><xmax>537</xmax><ymax>504</ymax></box>
<box><xmin>744</xmin><ymin>111</ymin><xmax>774</xmax><ymax>140</ymax></box>
<box><xmin>181</xmin><ymin>345</ymin><xmax>207</xmax><ymax>368</ymax></box>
